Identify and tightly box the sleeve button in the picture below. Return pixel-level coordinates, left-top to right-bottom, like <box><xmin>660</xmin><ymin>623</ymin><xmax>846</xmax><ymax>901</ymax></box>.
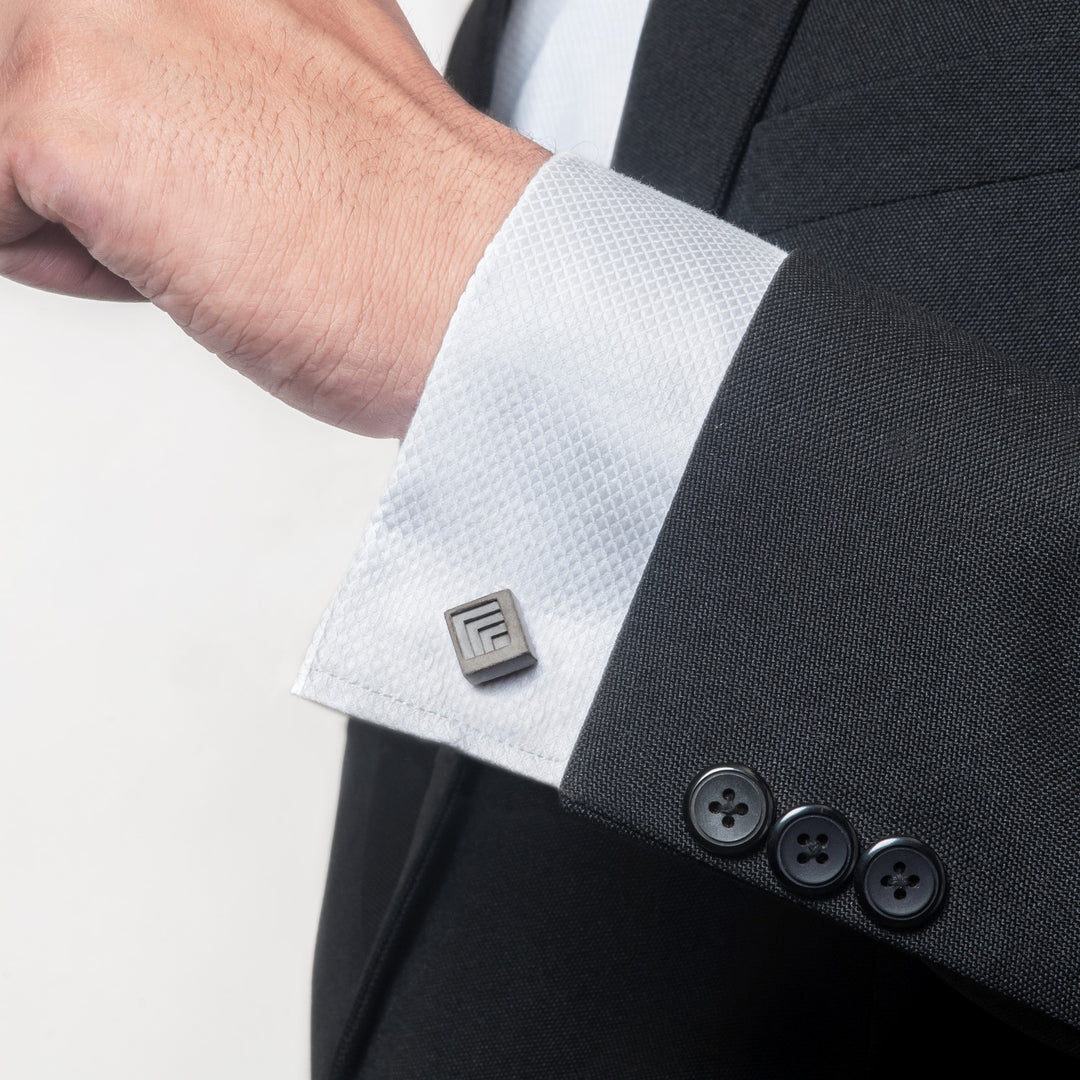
<box><xmin>768</xmin><ymin>805</ymin><xmax>858</xmax><ymax>897</ymax></box>
<box><xmin>856</xmin><ymin>837</ymin><xmax>947</xmax><ymax>929</ymax></box>
<box><xmin>684</xmin><ymin>764</ymin><xmax>773</xmax><ymax>855</ymax></box>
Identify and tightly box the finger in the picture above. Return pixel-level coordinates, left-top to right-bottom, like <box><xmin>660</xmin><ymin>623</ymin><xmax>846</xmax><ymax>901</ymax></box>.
<box><xmin>0</xmin><ymin>222</ymin><xmax>145</xmax><ymax>301</ymax></box>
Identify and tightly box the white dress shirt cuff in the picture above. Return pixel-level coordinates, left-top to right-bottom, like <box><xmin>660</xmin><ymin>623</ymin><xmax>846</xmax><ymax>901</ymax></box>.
<box><xmin>293</xmin><ymin>153</ymin><xmax>786</xmax><ymax>787</ymax></box>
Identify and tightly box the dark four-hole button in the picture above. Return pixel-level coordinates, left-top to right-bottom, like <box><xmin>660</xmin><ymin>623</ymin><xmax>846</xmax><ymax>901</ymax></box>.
<box><xmin>768</xmin><ymin>805</ymin><xmax>857</xmax><ymax>897</ymax></box>
<box><xmin>685</xmin><ymin>764</ymin><xmax>773</xmax><ymax>855</ymax></box>
<box><xmin>856</xmin><ymin>837</ymin><xmax>946</xmax><ymax>929</ymax></box>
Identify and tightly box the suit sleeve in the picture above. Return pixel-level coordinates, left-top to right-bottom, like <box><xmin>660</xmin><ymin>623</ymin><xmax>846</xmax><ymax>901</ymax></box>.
<box><xmin>559</xmin><ymin>246</ymin><xmax>1080</xmax><ymax>1046</ymax></box>
<box><xmin>294</xmin><ymin>152</ymin><xmax>1080</xmax><ymax>1043</ymax></box>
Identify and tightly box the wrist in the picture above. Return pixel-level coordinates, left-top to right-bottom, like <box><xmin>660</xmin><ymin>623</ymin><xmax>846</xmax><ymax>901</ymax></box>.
<box><xmin>376</xmin><ymin>105</ymin><xmax>550</xmax><ymax>438</ymax></box>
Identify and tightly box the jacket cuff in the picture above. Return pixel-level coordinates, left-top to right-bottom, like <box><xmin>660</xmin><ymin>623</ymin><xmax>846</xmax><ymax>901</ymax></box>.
<box><xmin>560</xmin><ymin>249</ymin><xmax>1080</xmax><ymax>1033</ymax></box>
<box><xmin>294</xmin><ymin>153</ymin><xmax>784</xmax><ymax>785</ymax></box>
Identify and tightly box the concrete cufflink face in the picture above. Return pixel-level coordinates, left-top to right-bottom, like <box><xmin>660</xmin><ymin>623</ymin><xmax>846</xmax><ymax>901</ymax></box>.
<box><xmin>444</xmin><ymin>589</ymin><xmax>538</xmax><ymax>685</ymax></box>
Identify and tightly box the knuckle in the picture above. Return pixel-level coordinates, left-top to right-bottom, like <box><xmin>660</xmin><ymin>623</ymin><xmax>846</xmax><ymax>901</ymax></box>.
<box><xmin>1</xmin><ymin>11</ymin><xmax>122</xmax><ymax>219</ymax></box>
<box><xmin>6</xmin><ymin>12</ymin><xmax>72</xmax><ymax>91</ymax></box>
<box><xmin>1</xmin><ymin>106</ymin><xmax>71</xmax><ymax>223</ymax></box>
<box><xmin>3</xmin><ymin>105</ymin><xmax>60</xmax><ymax>166</ymax></box>
<box><xmin>6</xmin><ymin>9</ymin><xmax>120</xmax><ymax>110</ymax></box>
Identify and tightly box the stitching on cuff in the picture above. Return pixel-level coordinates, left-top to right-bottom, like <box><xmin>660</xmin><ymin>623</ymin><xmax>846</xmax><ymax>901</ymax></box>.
<box><xmin>308</xmin><ymin>666</ymin><xmax>565</xmax><ymax>765</ymax></box>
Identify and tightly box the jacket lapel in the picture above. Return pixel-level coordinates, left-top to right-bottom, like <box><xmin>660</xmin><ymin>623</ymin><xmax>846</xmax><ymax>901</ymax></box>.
<box><xmin>612</xmin><ymin>0</ymin><xmax>809</xmax><ymax>213</ymax></box>
<box><xmin>445</xmin><ymin>0</ymin><xmax>809</xmax><ymax>216</ymax></box>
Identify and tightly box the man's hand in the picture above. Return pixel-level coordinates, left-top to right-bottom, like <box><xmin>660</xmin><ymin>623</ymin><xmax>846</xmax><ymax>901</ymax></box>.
<box><xmin>0</xmin><ymin>0</ymin><xmax>548</xmax><ymax>436</ymax></box>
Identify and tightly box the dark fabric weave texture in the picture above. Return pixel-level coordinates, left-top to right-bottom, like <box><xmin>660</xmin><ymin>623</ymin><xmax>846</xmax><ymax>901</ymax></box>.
<box><xmin>724</xmin><ymin>0</ymin><xmax>1080</xmax><ymax>383</ymax></box>
<box><xmin>561</xmin><ymin>250</ymin><xmax>1080</xmax><ymax>1033</ymax></box>
<box><xmin>316</xmin><ymin>723</ymin><xmax>1076</xmax><ymax>1078</ymax></box>
<box><xmin>612</xmin><ymin>0</ymin><xmax>808</xmax><ymax>213</ymax></box>
<box><xmin>614</xmin><ymin>0</ymin><xmax>1080</xmax><ymax>384</ymax></box>
<box><xmin>312</xmin><ymin>722</ymin><xmax>441</xmax><ymax>1079</ymax></box>
<box><xmin>561</xmin><ymin>0</ymin><xmax>1080</xmax><ymax>1042</ymax></box>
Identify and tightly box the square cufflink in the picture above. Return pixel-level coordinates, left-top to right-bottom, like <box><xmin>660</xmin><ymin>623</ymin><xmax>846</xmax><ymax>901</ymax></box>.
<box><xmin>444</xmin><ymin>589</ymin><xmax>538</xmax><ymax>685</ymax></box>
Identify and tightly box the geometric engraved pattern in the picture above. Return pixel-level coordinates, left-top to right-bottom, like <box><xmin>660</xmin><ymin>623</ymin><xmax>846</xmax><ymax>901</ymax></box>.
<box><xmin>444</xmin><ymin>589</ymin><xmax>538</xmax><ymax>685</ymax></box>
<box><xmin>450</xmin><ymin>598</ymin><xmax>512</xmax><ymax>659</ymax></box>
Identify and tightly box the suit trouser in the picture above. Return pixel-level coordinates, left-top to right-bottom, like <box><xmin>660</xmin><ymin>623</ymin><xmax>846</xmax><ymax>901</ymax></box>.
<box><xmin>311</xmin><ymin>719</ymin><xmax>1072</xmax><ymax>1078</ymax></box>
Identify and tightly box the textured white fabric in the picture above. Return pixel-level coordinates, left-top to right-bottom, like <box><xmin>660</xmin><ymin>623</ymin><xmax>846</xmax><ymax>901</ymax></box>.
<box><xmin>295</xmin><ymin>154</ymin><xmax>786</xmax><ymax>786</ymax></box>
<box><xmin>488</xmin><ymin>0</ymin><xmax>652</xmax><ymax>167</ymax></box>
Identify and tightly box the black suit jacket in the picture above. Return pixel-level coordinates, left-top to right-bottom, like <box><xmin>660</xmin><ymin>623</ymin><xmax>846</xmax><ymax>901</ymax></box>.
<box><xmin>447</xmin><ymin>0</ymin><xmax>1080</xmax><ymax>1047</ymax></box>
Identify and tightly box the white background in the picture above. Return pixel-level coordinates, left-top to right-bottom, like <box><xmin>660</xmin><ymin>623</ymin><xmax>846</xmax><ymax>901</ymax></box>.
<box><xmin>0</xmin><ymin>2</ymin><xmax>471</xmax><ymax>1076</ymax></box>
